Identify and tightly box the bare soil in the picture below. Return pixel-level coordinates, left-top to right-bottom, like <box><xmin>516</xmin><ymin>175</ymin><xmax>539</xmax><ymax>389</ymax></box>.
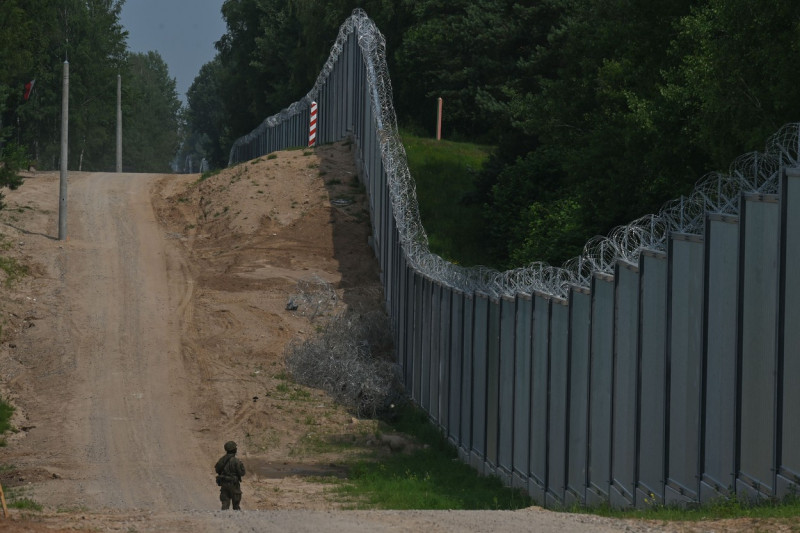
<box><xmin>0</xmin><ymin>142</ymin><xmax>785</xmax><ymax>531</ymax></box>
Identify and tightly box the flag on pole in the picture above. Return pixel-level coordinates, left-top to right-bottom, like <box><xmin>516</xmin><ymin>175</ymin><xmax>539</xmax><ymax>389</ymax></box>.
<box><xmin>23</xmin><ymin>79</ymin><xmax>35</xmax><ymax>101</ymax></box>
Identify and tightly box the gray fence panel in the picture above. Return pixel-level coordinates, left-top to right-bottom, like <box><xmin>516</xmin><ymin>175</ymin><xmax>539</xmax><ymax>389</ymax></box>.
<box><xmin>439</xmin><ymin>285</ymin><xmax>452</xmax><ymax>430</ymax></box>
<box><xmin>611</xmin><ymin>261</ymin><xmax>640</xmax><ymax>508</ymax></box>
<box><xmin>397</xmin><ymin>258</ymin><xmax>409</xmax><ymax>368</ymax></box>
<box><xmin>404</xmin><ymin>263</ymin><xmax>415</xmax><ymax>387</ymax></box>
<box><xmin>738</xmin><ymin>194</ymin><xmax>780</xmax><ymax>498</ymax></box>
<box><xmin>429</xmin><ymin>281</ymin><xmax>442</xmax><ymax>421</ymax></box>
<box><xmin>486</xmin><ymin>298</ymin><xmax>501</xmax><ymax>472</ymax></box>
<box><xmin>318</xmin><ymin>75</ymin><xmax>326</xmax><ymax>143</ymax></box>
<box><xmin>421</xmin><ymin>277</ymin><xmax>433</xmax><ymax>412</ymax></box>
<box><xmin>637</xmin><ymin>251</ymin><xmax>668</xmax><ymax>505</ymax></box>
<box><xmin>666</xmin><ymin>235</ymin><xmax>705</xmax><ymax>504</ymax></box>
<box><xmin>529</xmin><ymin>293</ymin><xmax>551</xmax><ymax>502</ymax></box>
<box><xmin>448</xmin><ymin>289</ymin><xmax>464</xmax><ymax>445</ymax></box>
<box><xmin>389</xmin><ymin>223</ymin><xmax>400</xmax><ymax>323</ymax></box>
<box><xmin>701</xmin><ymin>215</ymin><xmax>740</xmax><ymax>501</ymax></box>
<box><xmin>566</xmin><ymin>287</ymin><xmax>591</xmax><ymax>506</ymax></box>
<box><xmin>588</xmin><ymin>274</ymin><xmax>615</xmax><ymax>505</ymax></box>
<box><xmin>460</xmin><ymin>293</ymin><xmax>475</xmax><ymax>456</ymax></box>
<box><xmin>412</xmin><ymin>272</ymin><xmax>424</xmax><ymax>402</ymax></box>
<box><xmin>547</xmin><ymin>299</ymin><xmax>570</xmax><ymax>506</ymax></box>
<box><xmin>380</xmin><ymin>168</ymin><xmax>389</xmax><ymax>269</ymax></box>
<box><xmin>471</xmin><ymin>294</ymin><xmax>489</xmax><ymax>469</ymax></box>
<box><xmin>499</xmin><ymin>296</ymin><xmax>516</xmax><ymax>480</ymax></box>
<box><xmin>345</xmin><ymin>32</ymin><xmax>355</xmax><ymax>132</ymax></box>
<box><xmin>513</xmin><ymin>294</ymin><xmax>533</xmax><ymax>489</ymax></box>
<box><xmin>385</xmin><ymin>202</ymin><xmax>397</xmax><ymax>314</ymax></box>
<box><xmin>780</xmin><ymin>169</ymin><xmax>800</xmax><ymax>495</ymax></box>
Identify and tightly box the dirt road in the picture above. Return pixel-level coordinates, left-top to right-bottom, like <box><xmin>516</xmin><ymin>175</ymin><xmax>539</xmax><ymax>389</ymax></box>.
<box><xmin>0</xmin><ymin>146</ymin><xmax>769</xmax><ymax>531</ymax></box>
<box><xmin>2</xmin><ymin>171</ymin><xmax>214</xmax><ymax>511</ymax></box>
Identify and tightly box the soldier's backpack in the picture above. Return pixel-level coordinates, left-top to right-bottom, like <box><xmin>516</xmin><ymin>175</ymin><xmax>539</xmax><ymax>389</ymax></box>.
<box><xmin>216</xmin><ymin>454</ymin><xmax>233</xmax><ymax>486</ymax></box>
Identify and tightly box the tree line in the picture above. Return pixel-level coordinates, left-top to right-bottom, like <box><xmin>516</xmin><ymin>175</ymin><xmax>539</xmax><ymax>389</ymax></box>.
<box><xmin>185</xmin><ymin>0</ymin><xmax>800</xmax><ymax>268</ymax></box>
<box><xmin>3</xmin><ymin>1</ymin><xmax>797</xmax><ymax>269</ymax></box>
<box><xmin>0</xmin><ymin>0</ymin><xmax>181</xmax><ymax>206</ymax></box>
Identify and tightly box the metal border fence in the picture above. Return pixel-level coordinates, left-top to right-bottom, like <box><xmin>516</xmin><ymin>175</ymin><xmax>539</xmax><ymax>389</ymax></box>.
<box><xmin>228</xmin><ymin>9</ymin><xmax>800</xmax><ymax>507</ymax></box>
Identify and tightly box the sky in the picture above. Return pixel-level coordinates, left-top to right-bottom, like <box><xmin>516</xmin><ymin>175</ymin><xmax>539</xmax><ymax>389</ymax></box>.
<box><xmin>120</xmin><ymin>0</ymin><xmax>227</xmax><ymax>103</ymax></box>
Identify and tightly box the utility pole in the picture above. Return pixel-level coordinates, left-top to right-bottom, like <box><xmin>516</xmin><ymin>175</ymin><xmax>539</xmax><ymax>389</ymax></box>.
<box><xmin>116</xmin><ymin>74</ymin><xmax>122</xmax><ymax>172</ymax></box>
<box><xmin>58</xmin><ymin>60</ymin><xmax>69</xmax><ymax>241</ymax></box>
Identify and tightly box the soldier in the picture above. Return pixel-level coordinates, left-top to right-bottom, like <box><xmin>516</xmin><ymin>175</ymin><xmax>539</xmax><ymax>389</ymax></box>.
<box><xmin>215</xmin><ymin>440</ymin><xmax>246</xmax><ymax>510</ymax></box>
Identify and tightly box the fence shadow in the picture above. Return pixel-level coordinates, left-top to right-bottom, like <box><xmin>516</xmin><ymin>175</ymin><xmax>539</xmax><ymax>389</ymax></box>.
<box><xmin>315</xmin><ymin>141</ymin><xmax>385</xmax><ymax>315</ymax></box>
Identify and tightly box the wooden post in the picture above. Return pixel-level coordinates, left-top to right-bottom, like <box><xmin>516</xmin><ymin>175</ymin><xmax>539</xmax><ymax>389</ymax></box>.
<box><xmin>436</xmin><ymin>97</ymin><xmax>443</xmax><ymax>141</ymax></box>
<box><xmin>0</xmin><ymin>481</ymin><xmax>8</xmax><ymax>518</ymax></box>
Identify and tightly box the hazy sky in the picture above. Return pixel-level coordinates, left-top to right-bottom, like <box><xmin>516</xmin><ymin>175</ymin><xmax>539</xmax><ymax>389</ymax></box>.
<box><xmin>120</xmin><ymin>0</ymin><xmax>227</xmax><ymax>103</ymax></box>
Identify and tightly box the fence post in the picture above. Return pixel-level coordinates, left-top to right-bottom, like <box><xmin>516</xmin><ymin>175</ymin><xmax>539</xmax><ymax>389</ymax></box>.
<box><xmin>778</xmin><ymin>167</ymin><xmax>800</xmax><ymax>497</ymax></box>
<box><xmin>736</xmin><ymin>193</ymin><xmax>781</xmax><ymax>499</ymax></box>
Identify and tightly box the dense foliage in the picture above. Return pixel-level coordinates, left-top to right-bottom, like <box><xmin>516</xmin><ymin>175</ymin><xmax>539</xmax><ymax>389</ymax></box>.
<box><xmin>184</xmin><ymin>1</ymin><xmax>800</xmax><ymax>267</ymax></box>
<box><xmin>0</xmin><ymin>0</ymin><xmax>182</xmax><ymax>187</ymax></box>
<box><xmin>122</xmin><ymin>52</ymin><xmax>182</xmax><ymax>172</ymax></box>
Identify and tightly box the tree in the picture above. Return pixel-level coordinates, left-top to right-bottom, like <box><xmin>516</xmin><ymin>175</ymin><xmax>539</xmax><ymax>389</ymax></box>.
<box><xmin>491</xmin><ymin>0</ymin><xmax>800</xmax><ymax>268</ymax></box>
<box><xmin>185</xmin><ymin>58</ymin><xmax>227</xmax><ymax>169</ymax></box>
<box><xmin>12</xmin><ymin>0</ymin><xmax>128</xmax><ymax>171</ymax></box>
<box><xmin>663</xmin><ymin>0</ymin><xmax>800</xmax><ymax>169</ymax></box>
<box><xmin>0</xmin><ymin>0</ymin><xmax>35</xmax><ymax>205</ymax></box>
<box><xmin>394</xmin><ymin>0</ymin><xmax>549</xmax><ymax>140</ymax></box>
<box><xmin>479</xmin><ymin>0</ymin><xmax>700</xmax><ymax>267</ymax></box>
<box><xmin>67</xmin><ymin>0</ymin><xmax>127</xmax><ymax>171</ymax></box>
<box><xmin>122</xmin><ymin>51</ymin><xmax>182</xmax><ymax>172</ymax></box>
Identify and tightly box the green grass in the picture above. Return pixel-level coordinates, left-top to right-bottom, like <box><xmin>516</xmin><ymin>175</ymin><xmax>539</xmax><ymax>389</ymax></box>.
<box><xmin>0</xmin><ymin>256</ymin><xmax>28</xmax><ymax>286</ymax></box>
<box><xmin>574</xmin><ymin>492</ymin><xmax>800</xmax><ymax>523</ymax></box>
<box><xmin>332</xmin><ymin>405</ymin><xmax>531</xmax><ymax>510</ymax></box>
<box><xmin>198</xmin><ymin>168</ymin><xmax>222</xmax><ymax>181</ymax></box>
<box><xmin>400</xmin><ymin>132</ymin><xmax>494</xmax><ymax>267</ymax></box>
<box><xmin>9</xmin><ymin>497</ymin><xmax>42</xmax><ymax>511</ymax></box>
<box><xmin>0</xmin><ymin>398</ymin><xmax>13</xmax><ymax>446</ymax></box>
<box><xmin>4</xmin><ymin>486</ymin><xmax>42</xmax><ymax>511</ymax></box>
<box><xmin>290</xmin><ymin>431</ymin><xmax>366</xmax><ymax>458</ymax></box>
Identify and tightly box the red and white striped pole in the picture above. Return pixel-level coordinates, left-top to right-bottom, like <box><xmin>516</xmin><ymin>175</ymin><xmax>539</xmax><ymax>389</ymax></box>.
<box><xmin>308</xmin><ymin>101</ymin><xmax>318</xmax><ymax>147</ymax></box>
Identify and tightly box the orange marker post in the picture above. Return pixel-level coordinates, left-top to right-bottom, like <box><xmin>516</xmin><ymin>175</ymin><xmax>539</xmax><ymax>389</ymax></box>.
<box><xmin>436</xmin><ymin>97</ymin><xmax>443</xmax><ymax>141</ymax></box>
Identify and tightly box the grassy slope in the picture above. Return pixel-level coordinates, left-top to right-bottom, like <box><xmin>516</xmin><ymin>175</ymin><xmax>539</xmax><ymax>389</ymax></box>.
<box><xmin>401</xmin><ymin>133</ymin><xmax>494</xmax><ymax>267</ymax></box>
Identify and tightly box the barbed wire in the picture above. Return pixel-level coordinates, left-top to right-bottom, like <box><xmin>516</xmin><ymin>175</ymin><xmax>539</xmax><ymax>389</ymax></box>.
<box><xmin>285</xmin><ymin>303</ymin><xmax>401</xmax><ymax>418</ymax></box>
<box><xmin>286</xmin><ymin>274</ymin><xmax>339</xmax><ymax>321</ymax></box>
<box><xmin>229</xmin><ymin>9</ymin><xmax>800</xmax><ymax>300</ymax></box>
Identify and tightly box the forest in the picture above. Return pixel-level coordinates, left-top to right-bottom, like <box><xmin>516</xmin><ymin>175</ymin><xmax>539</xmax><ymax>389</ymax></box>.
<box><xmin>3</xmin><ymin>1</ymin><xmax>800</xmax><ymax>268</ymax></box>
<box><xmin>0</xmin><ymin>0</ymin><xmax>181</xmax><ymax>198</ymax></box>
<box><xmin>184</xmin><ymin>0</ymin><xmax>800</xmax><ymax>268</ymax></box>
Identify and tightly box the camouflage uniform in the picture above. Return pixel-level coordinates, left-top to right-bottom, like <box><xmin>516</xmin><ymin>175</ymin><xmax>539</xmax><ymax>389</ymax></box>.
<box><xmin>215</xmin><ymin>441</ymin><xmax>246</xmax><ymax>510</ymax></box>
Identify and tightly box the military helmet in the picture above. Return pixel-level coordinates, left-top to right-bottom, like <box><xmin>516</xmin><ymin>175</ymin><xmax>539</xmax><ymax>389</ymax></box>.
<box><xmin>224</xmin><ymin>440</ymin><xmax>237</xmax><ymax>453</ymax></box>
